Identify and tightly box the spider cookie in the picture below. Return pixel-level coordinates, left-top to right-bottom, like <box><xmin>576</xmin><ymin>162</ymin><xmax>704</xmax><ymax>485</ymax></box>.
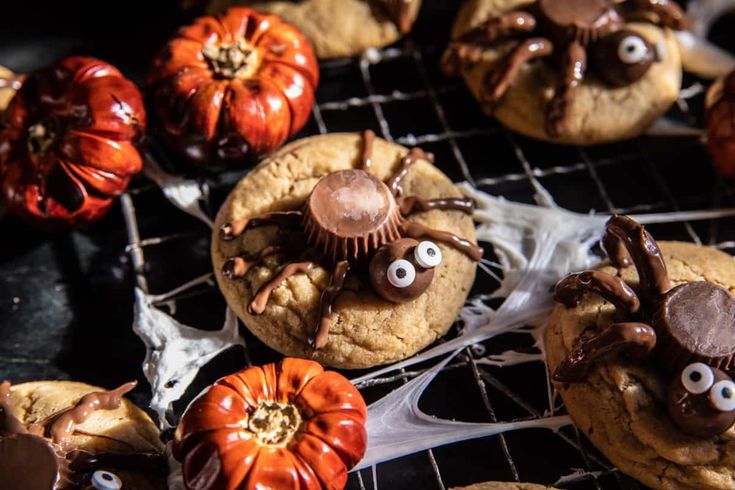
<box><xmin>213</xmin><ymin>131</ymin><xmax>480</xmax><ymax>369</ymax></box>
<box><xmin>443</xmin><ymin>0</ymin><xmax>687</xmax><ymax>144</ymax></box>
<box><xmin>0</xmin><ymin>380</ymin><xmax>166</xmax><ymax>489</ymax></box>
<box><xmin>205</xmin><ymin>0</ymin><xmax>422</xmax><ymax>59</ymax></box>
<box><xmin>545</xmin><ymin>215</ymin><xmax>735</xmax><ymax>489</ymax></box>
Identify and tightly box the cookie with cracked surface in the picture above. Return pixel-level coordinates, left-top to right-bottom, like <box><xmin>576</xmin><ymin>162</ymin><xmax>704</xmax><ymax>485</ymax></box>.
<box><xmin>545</xmin><ymin>241</ymin><xmax>735</xmax><ymax>490</ymax></box>
<box><xmin>205</xmin><ymin>0</ymin><xmax>422</xmax><ymax>59</ymax></box>
<box><xmin>451</xmin><ymin>482</ymin><xmax>557</xmax><ymax>490</ymax></box>
<box><xmin>1</xmin><ymin>380</ymin><xmax>166</xmax><ymax>490</ymax></box>
<box><xmin>445</xmin><ymin>0</ymin><xmax>683</xmax><ymax>145</ymax></box>
<box><xmin>212</xmin><ymin>132</ymin><xmax>478</xmax><ymax>369</ymax></box>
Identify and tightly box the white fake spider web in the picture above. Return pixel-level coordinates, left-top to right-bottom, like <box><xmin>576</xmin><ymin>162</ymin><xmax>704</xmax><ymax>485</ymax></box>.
<box><xmin>122</xmin><ymin>2</ymin><xmax>735</xmax><ymax>488</ymax></box>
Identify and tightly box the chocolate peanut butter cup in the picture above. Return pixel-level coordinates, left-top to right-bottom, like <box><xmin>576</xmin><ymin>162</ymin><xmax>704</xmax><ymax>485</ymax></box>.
<box><xmin>303</xmin><ymin>169</ymin><xmax>402</xmax><ymax>263</ymax></box>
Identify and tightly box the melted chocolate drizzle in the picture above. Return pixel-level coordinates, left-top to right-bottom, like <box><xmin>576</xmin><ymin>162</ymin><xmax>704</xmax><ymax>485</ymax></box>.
<box><xmin>441</xmin><ymin>0</ymin><xmax>688</xmax><ymax>136</ymax></box>
<box><xmin>555</xmin><ymin>270</ymin><xmax>640</xmax><ymax>318</ymax></box>
<box><xmin>553</xmin><ymin>322</ymin><xmax>657</xmax><ymax>382</ymax></box>
<box><xmin>313</xmin><ymin>260</ymin><xmax>351</xmax><ymax>349</ymax></box>
<box><xmin>0</xmin><ymin>381</ymin><xmax>164</xmax><ymax>489</ymax></box>
<box><xmin>249</xmin><ymin>261</ymin><xmax>316</xmax><ymax>315</ymax></box>
<box><xmin>360</xmin><ymin>129</ymin><xmax>375</xmax><ymax>171</ymax></box>
<box><xmin>49</xmin><ymin>382</ymin><xmax>136</xmax><ymax>449</ymax></box>
<box><xmin>224</xmin><ymin>130</ymin><xmax>482</xmax><ymax>349</ymax></box>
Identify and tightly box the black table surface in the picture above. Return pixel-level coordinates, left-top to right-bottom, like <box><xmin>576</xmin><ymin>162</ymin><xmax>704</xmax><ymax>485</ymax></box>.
<box><xmin>2</xmin><ymin>1</ymin><xmax>735</xmax><ymax>489</ymax></box>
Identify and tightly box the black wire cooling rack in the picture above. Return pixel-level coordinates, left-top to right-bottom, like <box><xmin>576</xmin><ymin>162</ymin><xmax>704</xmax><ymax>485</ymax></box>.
<box><xmin>2</xmin><ymin>1</ymin><xmax>735</xmax><ymax>489</ymax></box>
<box><xmin>118</xmin><ymin>3</ymin><xmax>735</xmax><ymax>489</ymax></box>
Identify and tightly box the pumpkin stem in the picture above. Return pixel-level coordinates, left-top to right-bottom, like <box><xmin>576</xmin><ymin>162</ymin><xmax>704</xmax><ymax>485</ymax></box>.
<box><xmin>202</xmin><ymin>39</ymin><xmax>261</xmax><ymax>79</ymax></box>
<box><xmin>27</xmin><ymin>122</ymin><xmax>56</xmax><ymax>156</ymax></box>
<box><xmin>247</xmin><ymin>402</ymin><xmax>302</xmax><ymax>446</ymax></box>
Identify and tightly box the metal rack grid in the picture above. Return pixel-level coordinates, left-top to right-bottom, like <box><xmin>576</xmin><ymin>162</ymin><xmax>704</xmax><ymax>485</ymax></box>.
<box><xmin>120</xmin><ymin>3</ymin><xmax>735</xmax><ymax>489</ymax></box>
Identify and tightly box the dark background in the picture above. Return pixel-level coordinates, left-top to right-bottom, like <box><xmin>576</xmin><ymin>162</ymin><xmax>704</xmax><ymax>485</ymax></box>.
<box><xmin>1</xmin><ymin>1</ymin><xmax>735</xmax><ymax>489</ymax></box>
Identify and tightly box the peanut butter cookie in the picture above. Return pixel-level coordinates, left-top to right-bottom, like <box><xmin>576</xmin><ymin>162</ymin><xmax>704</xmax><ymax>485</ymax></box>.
<box><xmin>0</xmin><ymin>380</ymin><xmax>166</xmax><ymax>489</ymax></box>
<box><xmin>444</xmin><ymin>0</ymin><xmax>684</xmax><ymax>145</ymax></box>
<box><xmin>546</xmin><ymin>240</ymin><xmax>735</xmax><ymax>489</ymax></box>
<box><xmin>452</xmin><ymin>482</ymin><xmax>557</xmax><ymax>490</ymax></box>
<box><xmin>206</xmin><ymin>0</ymin><xmax>422</xmax><ymax>59</ymax></box>
<box><xmin>212</xmin><ymin>132</ymin><xmax>478</xmax><ymax>369</ymax></box>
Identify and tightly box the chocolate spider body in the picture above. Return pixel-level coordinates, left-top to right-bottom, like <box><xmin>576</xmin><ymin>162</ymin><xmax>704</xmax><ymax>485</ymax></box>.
<box><xmin>0</xmin><ymin>381</ymin><xmax>165</xmax><ymax>489</ymax></box>
<box><xmin>553</xmin><ymin>215</ymin><xmax>735</xmax><ymax>437</ymax></box>
<box><xmin>220</xmin><ymin>130</ymin><xmax>483</xmax><ymax>349</ymax></box>
<box><xmin>442</xmin><ymin>0</ymin><xmax>687</xmax><ymax>136</ymax></box>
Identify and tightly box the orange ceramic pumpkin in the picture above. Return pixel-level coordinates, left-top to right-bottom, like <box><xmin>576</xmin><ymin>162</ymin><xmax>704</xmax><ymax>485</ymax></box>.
<box><xmin>173</xmin><ymin>358</ymin><xmax>367</xmax><ymax>490</ymax></box>
<box><xmin>0</xmin><ymin>56</ymin><xmax>145</xmax><ymax>228</ymax></box>
<box><xmin>148</xmin><ymin>7</ymin><xmax>319</xmax><ymax>166</ymax></box>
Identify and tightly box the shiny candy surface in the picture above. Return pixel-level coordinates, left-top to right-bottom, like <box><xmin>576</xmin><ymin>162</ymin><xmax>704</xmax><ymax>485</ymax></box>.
<box><xmin>149</xmin><ymin>7</ymin><xmax>319</xmax><ymax>166</ymax></box>
<box><xmin>173</xmin><ymin>358</ymin><xmax>367</xmax><ymax>490</ymax></box>
<box><xmin>0</xmin><ymin>56</ymin><xmax>145</xmax><ymax>229</ymax></box>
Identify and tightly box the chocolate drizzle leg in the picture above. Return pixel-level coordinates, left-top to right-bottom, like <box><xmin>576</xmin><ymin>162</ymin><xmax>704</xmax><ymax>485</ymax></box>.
<box><xmin>441</xmin><ymin>0</ymin><xmax>688</xmax><ymax>137</ymax></box>
<box><xmin>553</xmin><ymin>322</ymin><xmax>657</xmax><ymax>382</ymax></box>
<box><xmin>552</xmin><ymin>214</ymin><xmax>735</xmax><ymax>437</ymax></box>
<box><xmin>555</xmin><ymin>270</ymin><xmax>640</xmax><ymax>319</ymax></box>
<box><xmin>249</xmin><ymin>261</ymin><xmax>316</xmax><ymax>314</ymax></box>
<box><xmin>386</xmin><ymin>147</ymin><xmax>434</xmax><ymax>196</ymax></box>
<box><xmin>360</xmin><ymin>129</ymin><xmax>375</xmax><ymax>171</ymax></box>
<box><xmin>0</xmin><ymin>380</ymin><xmax>165</xmax><ymax>489</ymax></box>
<box><xmin>222</xmin><ymin>245</ymin><xmax>290</xmax><ymax>279</ymax></box>
<box><xmin>222</xmin><ymin>130</ymin><xmax>481</xmax><ymax>349</ymax></box>
<box><xmin>546</xmin><ymin>41</ymin><xmax>586</xmax><ymax>137</ymax></box>
<box><xmin>399</xmin><ymin>220</ymin><xmax>483</xmax><ymax>261</ymax></box>
<box><xmin>220</xmin><ymin>211</ymin><xmax>303</xmax><ymax>241</ymax></box>
<box><xmin>482</xmin><ymin>37</ymin><xmax>553</xmax><ymax>109</ymax></box>
<box><xmin>48</xmin><ymin>382</ymin><xmax>136</xmax><ymax>449</ymax></box>
<box><xmin>604</xmin><ymin>214</ymin><xmax>670</xmax><ymax>298</ymax></box>
<box><xmin>398</xmin><ymin>196</ymin><xmax>475</xmax><ymax>215</ymax></box>
<box><xmin>441</xmin><ymin>12</ymin><xmax>537</xmax><ymax>75</ymax></box>
<box><xmin>312</xmin><ymin>260</ymin><xmax>351</xmax><ymax>349</ymax></box>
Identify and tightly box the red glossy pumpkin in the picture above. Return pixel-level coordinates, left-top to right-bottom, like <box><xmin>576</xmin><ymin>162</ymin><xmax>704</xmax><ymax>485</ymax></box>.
<box><xmin>173</xmin><ymin>358</ymin><xmax>367</xmax><ymax>490</ymax></box>
<box><xmin>148</xmin><ymin>7</ymin><xmax>319</xmax><ymax>166</ymax></box>
<box><xmin>706</xmin><ymin>70</ymin><xmax>735</xmax><ymax>177</ymax></box>
<box><xmin>0</xmin><ymin>56</ymin><xmax>145</xmax><ymax>228</ymax></box>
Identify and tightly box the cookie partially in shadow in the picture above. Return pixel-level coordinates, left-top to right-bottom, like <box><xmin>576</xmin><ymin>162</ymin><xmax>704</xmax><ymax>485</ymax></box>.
<box><xmin>212</xmin><ymin>132</ymin><xmax>479</xmax><ymax>369</ymax></box>
<box><xmin>546</xmin><ymin>222</ymin><xmax>735</xmax><ymax>489</ymax></box>
<box><xmin>206</xmin><ymin>0</ymin><xmax>422</xmax><ymax>58</ymax></box>
<box><xmin>0</xmin><ymin>380</ymin><xmax>166</xmax><ymax>490</ymax></box>
<box><xmin>444</xmin><ymin>0</ymin><xmax>685</xmax><ymax>145</ymax></box>
<box><xmin>452</xmin><ymin>482</ymin><xmax>558</xmax><ymax>490</ymax></box>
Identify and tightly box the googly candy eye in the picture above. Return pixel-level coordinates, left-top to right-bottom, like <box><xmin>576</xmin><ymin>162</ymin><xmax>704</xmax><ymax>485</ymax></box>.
<box><xmin>386</xmin><ymin>259</ymin><xmax>416</xmax><ymax>288</ymax></box>
<box><xmin>681</xmin><ymin>362</ymin><xmax>715</xmax><ymax>394</ymax></box>
<box><xmin>710</xmin><ymin>380</ymin><xmax>735</xmax><ymax>412</ymax></box>
<box><xmin>91</xmin><ymin>470</ymin><xmax>122</xmax><ymax>490</ymax></box>
<box><xmin>617</xmin><ymin>35</ymin><xmax>649</xmax><ymax>64</ymax></box>
<box><xmin>414</xmin><ymin>241</ymin><xmax>442</xmax><ymax>268</ymax></box>
<box><xmin>591</xmin><ymin>30</ymin><xmax>655</xmax><ymax>87</ymax></box>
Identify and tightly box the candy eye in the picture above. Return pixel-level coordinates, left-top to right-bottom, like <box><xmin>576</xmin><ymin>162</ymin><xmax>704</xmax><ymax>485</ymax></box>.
<box><xmin>91</xmin><ymin>470</ymin><xmax>122</xmax><ymax>490</ymax></box>
<box><xmin>592</xmin><ymin>30</ymin><xmax>655</xmax><ymax>87</ymax></box>
<box><xmin>710</xmin><ymin>380</ymin><xmax>735</xmax><ymax>412</ymax></box>
<box><xmin>387</xmin><ymin>259</ymin><xmax>416</xmax><ymax>288</ymax></box>
<box><xmin>681</xmin><ymin>362</ymin><xmax>714</xmax><ymax>394</ymax></box>
<box><xmin>617</xmin><ymin>35</ymin><xmax>649</xmax><ymax>64</ymax></box>
<box><xmin>414</xmin><ymin>241</ymin><xmax>442</xmax><ymax>268</ymax></box>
